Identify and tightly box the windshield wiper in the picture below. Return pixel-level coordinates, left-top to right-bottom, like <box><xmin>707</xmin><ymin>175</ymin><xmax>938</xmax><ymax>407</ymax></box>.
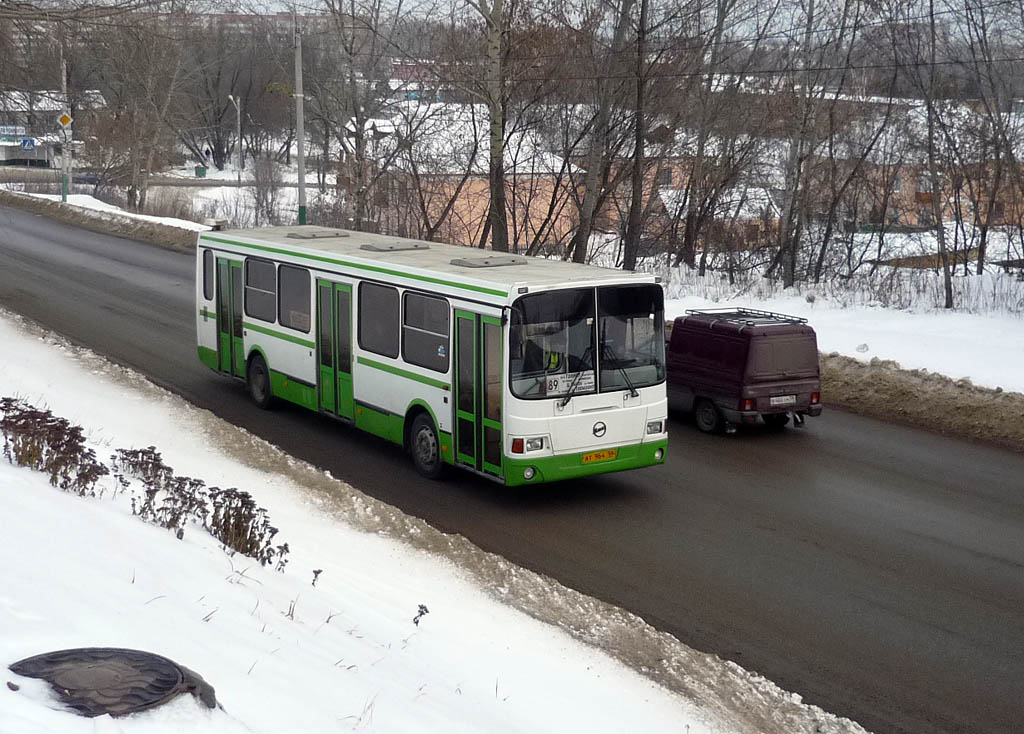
<box><xmin>558</xmin><ymin>345</ymin><xmax>593</xmax><ymax>408</ymax></box>
<box><xmin>599</xmin><ymin>327</ymin><xmax>639</xmax><ymax>398</ymax></box>
<box><xmin>558</xmin><ymin>370</ymin><xmax>586</xmax><ymax>409</ymax></box>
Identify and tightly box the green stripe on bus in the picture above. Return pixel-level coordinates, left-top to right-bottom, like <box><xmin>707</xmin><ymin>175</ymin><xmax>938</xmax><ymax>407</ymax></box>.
<box><xmin>199</xmin><ymin>307</ymin><xmax>216</xmax><ymax>321</ymax></box>
<box><xmin>503</xmin><ymin>438</ymin><xmax>668</xmax><ymax>487</ymax></box>
<box><xmin>356</xmin><ymin>356</ymin><xmax>450</xmax><ymax>391</ymax></box>
<box><xmin>270</xmin><ymin>369</ymin><xmax>318</xmax><ymax>410</ymax></box>
<box><xmin>243</xmin><ymin>321</ymin><xmax>316</xmax><ymax>349</ymax></box>
<box><xmin>200</xmin><ymin>235</ymin><xmax>509</xmax><ymax>298</ymax></box>
<box><xmin>197</xmin><ymin>345</ymin><xmax>218</xmax><ymax>370</ymax></box>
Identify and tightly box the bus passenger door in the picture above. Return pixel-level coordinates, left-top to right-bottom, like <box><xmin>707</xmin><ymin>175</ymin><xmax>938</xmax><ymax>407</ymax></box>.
<box><xmin>317</xmin><ymin>280</ymin><xmax>336</xmax><ymax>413</ymax></box>
<box><xmin>317</xmin><ymin>280</ymin><xmax>355</xmax><ymax>420</ymax></box>
<box><xmin>480</xmin><ymin>315</ymin><xmax>503</xmax><ymax>476</ymax></box>
<box><xmin>455</xmin><ymin>311</ymin><xmax>503</xmax><ymax>477</ymax></box>
<box><xmin>216</xmin><ymin>258</ymin><xmax>245</xmax><ymax>378</ymax></box>
<box><xmin>334</xmin><ymin>284</ymin><xmax>354</xmax><ymax>420</ymax></box>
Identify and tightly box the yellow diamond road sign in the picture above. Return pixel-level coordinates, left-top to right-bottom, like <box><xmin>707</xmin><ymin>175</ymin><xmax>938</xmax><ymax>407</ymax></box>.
<box><xmin>58</xmin><ymin>113</ymin><xmax>73</xmax><ymax>129</ymax></box>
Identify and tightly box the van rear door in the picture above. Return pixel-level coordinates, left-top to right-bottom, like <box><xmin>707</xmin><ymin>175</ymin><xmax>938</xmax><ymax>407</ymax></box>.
<box><xmin>744</xmin><ymin>334</ymin><xmax>820</xmax><ymax>412</ymax></box>
<box><xmin>746</xmin><ymin>335</ymin><xmax>819</xmax><ymax>381</ymax></box>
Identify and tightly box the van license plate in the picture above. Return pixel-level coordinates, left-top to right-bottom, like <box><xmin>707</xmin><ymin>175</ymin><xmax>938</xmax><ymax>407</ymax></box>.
<box><xmin>582</xmin><ymin>449</ymin><xmax>618</xmax><ymax>464</ymax></box>
<box><xmin>770</xmin><ymin>395</ymin><xmax>796</xmax><ymax>406</ymax></box>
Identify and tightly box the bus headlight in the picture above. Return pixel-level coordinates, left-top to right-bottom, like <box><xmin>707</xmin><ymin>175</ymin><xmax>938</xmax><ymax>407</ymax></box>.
<box><xmin>646</xmin><ymin>420</ymin><xmax>664</xmax><ymax>435</ymax></box>
<box><xmin>655</xmin><ymin>448</ymin><xmax>664</xmax><ymax>461</ymax></box>
<box><xmin>523</xmin><ymin>467</ymin><xmax>536</xmax><ymax>480</ymax></box>
<box><xmin>525</xmin><ymin>437</ymin><xmax>544</xmax><ymax>452</ymax></box>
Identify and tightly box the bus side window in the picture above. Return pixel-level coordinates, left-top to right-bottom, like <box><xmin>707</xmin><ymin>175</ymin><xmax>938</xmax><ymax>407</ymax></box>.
<box><xmin>278</xmin><ymin>265</ymin><xmax>311</xmax><ymax>332</ymax></box>
<box><xmin>402</xmin><ymin>292</ymin><xmax>449</xmax><ymax>372</ymax></box>
<box><xmin>202</xmin><ymin>249</ymin><xmax>213</xmax><ymax>300</ymax></box>
<box><xmin>245</xmin><ymin>258</ymin><xmax>277</xmax><ymax>323</ymax></box>
<box><xmin>359</xmin><ymin>282</ymin><xmax>400</xmax><ymax>358</ymax></box>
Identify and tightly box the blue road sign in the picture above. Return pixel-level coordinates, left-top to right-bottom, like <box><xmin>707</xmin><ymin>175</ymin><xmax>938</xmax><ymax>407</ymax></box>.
<box><xmin>21</xmin><ymin>138</ymin><xmax>36</xmax><ymax>152</ymax></box>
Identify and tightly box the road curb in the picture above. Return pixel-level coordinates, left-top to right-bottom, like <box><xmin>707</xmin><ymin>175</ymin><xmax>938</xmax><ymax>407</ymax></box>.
<box><xmin>0</xmin><ymin>188</ymin><xmax>197</xmax><ymax>252</ymax></box>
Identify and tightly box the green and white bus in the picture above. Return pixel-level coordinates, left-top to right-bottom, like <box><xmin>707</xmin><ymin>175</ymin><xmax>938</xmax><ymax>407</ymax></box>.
<box><xmin>196</xmin><ymin>226</ymin><xmax>667</xmax><ymax>485</ymax></box>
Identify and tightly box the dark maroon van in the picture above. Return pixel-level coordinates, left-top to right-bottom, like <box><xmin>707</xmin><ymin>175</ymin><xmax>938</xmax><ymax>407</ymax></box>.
<box><xmin>666</xmin><ymin>308</ymin><xmax>822</xmax><ymax>433</ymax></box>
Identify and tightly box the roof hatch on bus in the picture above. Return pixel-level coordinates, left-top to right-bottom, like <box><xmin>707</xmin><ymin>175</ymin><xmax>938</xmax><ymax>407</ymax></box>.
<box><xmin>287</xmin><ymin>230</ymin><xmax>348</xmax><ymax>239</ymax></box>
<box><xmin>360</xmin><ymin>241</ymin><xmax>430</xmax><ymax>252</ymax></box>
<box><xmin>450</xmin><ymin>256</ymin><xmax>528</xmax><ymax>268</ymax></box>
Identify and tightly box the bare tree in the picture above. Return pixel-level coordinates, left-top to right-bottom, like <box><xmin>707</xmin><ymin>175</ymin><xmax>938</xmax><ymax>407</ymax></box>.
<box><xmin>953</xmin><ymin>0</ymin><xmax>1023</xmax><ymax>273</ymax></box>
<box><xmin>250</xmin><ymin>154</ymin><xmax>283</xmax><ymax>226</ymax></box>
<box><xmin>563</xmin><ymin>0</ymin><xmax>637</xmax><ymax>263</ymax></box>
<box><xmin>305</xmin><ymin>0</ymin><xmax>425</xmax><ymax>231</ymax></box>
<box><xmin>88</xmin><ymin>10</ymin><xmax>187</xmax><ymax>210</ymax></box>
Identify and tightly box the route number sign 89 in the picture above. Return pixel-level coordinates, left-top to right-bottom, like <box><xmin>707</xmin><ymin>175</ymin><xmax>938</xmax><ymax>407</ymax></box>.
<box><xmin>545</xmin><ymin>371</ymin><xmax>595</xmax><ymax>395</ymax></box>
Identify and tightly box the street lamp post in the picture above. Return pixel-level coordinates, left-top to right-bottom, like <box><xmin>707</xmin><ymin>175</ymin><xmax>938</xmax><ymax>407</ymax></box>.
<box><xmin>227</xmin><ymin>94</ymin><xmax>242</xmax><ymax>186</ymax></box>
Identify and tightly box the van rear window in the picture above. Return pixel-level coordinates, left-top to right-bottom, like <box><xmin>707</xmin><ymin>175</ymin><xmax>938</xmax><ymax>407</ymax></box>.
<box><xmin>749</xmin><ymin>337</ymin><xmax>818</xmax><ymax>378</ymax></box>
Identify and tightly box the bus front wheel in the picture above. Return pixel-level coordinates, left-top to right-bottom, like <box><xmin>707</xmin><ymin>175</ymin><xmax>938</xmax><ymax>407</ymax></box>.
<box><xmin>410</xmin><ymin>413</ymin><xmax>444</xmax><ymax>480</ymax></box>
<box><xmin>247</xmin><ymin>354</ymin><xmax>273</xmax><ymax>409</ymax></box>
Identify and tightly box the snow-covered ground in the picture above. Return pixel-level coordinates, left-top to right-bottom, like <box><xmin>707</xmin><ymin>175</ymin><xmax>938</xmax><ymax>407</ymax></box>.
<box><xmin>164</xmin><ymin>160</ymin><xmax>335</xmax><ymax>186</ymax></box>
<box><xmin>0</xmin><ymin>312</ymin><xmax>867</xmax><ymax>734</ymax></box>
<box><xmin>7</xmin><ymin>192</ymin><xmax>211</xmax><ymax>232</ymax></box>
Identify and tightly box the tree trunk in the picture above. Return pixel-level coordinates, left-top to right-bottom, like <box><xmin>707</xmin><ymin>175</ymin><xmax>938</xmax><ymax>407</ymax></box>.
<box><xmin>926</xmin><ymin>0</ymin><xmax>953</xmax><ymax>308</ymax></box>
<box><xmin>977</xmin><ymin>153</ymin><xmax>1002</xmax><ymax>274</ymax></box>
<box><xmin>568</xmin><ymin>0</ymin><xmax>636</xmax><ymax>264</ymax></box>
<box><xmin>622</xmin><ymin>0</ymin><xmax>648</xmax><ymax>271</ymax></box>
<box><xmin>680</xmin><ymin>0</ymin><xmax>733</xmax><ymax>270</ymax></box>
<box><xmin>483</xmin><ymin>0</ymin><xmax>508</xmax><ymax>252</ymax></box>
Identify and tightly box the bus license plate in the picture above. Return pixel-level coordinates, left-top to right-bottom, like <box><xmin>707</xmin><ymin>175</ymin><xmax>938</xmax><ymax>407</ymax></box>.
<box><xmin>582</xmin><ymin>449</ymin><xmax>618</xmax><ymax>464</ymax></box>
<box><xmin>770</xmin><ymin>395</ymin><xmax>796</xmax><ymax>406</ymax></box>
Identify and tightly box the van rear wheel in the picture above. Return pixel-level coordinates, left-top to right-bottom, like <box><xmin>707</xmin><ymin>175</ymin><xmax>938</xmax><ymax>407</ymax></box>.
<box><xmin>694</xmin><ymin>399</ymin><xmax>723</xmax><ymax>434</ymax></box>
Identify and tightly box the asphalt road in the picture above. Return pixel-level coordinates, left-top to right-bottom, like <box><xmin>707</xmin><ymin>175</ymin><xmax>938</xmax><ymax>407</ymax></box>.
<box><xmin>2</xmin><ymin>204</ymin><xmax>1023</xmax><ymax>734</ymax></box>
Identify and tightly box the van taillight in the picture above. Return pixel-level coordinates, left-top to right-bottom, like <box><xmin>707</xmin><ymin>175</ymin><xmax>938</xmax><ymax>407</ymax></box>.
<box><xmin>810</xmin><ymin>392</ymin><xmax>820</xmax><ymax>404</ymax></box>
<box><xmin>740</xmin><ymin>398</ymin><xmax>755</xmax><ymax>411</ymax></box>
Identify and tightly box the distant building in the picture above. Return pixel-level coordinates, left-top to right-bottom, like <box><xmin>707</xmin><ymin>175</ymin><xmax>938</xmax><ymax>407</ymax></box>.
<box><xmin>0</xmin><ymin>89</ymin><xmax>105</xmax><ymax>167</ymax></box>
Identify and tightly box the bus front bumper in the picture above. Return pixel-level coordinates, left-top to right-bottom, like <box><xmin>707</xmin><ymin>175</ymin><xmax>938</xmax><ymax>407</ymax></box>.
<box><xmin>503</xmin><ymin>438</ymin><xmax>668</xmax><ymax>486</ymax></box>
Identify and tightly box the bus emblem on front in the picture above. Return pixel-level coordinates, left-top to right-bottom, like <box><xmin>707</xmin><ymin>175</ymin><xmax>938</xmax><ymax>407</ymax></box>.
<box><xmin>593</xmin><ymin>422</ymin><xmax>607</xmax><ymax>438</ymax></box>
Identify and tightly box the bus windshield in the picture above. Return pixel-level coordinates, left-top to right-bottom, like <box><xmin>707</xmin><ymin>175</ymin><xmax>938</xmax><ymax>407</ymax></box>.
<box><xmin>509</xmin><ymin>284</ymin><xmax>665</xmax><ymax>399</ymax></box>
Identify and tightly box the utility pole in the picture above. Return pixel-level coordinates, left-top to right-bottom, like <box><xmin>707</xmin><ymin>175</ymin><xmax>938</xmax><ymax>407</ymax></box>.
<box><xmin>228</xmin><ymin>94</ymin><xmax>242</xmax><ymax>186</ymax></box>
<box><xmin>294</xmin><ymin>18</ymin><xmax>307</xmax><ymax>225</ymax></box>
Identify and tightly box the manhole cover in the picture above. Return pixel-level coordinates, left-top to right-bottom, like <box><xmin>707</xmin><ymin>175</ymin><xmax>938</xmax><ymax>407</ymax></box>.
<box><xmin>9</xmin><ymin>647</ymin><xmax>216</xmax><ymax>717</ymax></box>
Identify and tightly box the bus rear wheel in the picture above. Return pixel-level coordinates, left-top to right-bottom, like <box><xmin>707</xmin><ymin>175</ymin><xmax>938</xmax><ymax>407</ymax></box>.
<box><xmin>247</xmin><ymin>354</ymin><xmax>273</xmax><ymax>409</ymax></box>
<box><xmin>410</xmin><ymin>413</ymin><xmax>444</xmax><ymax>479</ymax></box>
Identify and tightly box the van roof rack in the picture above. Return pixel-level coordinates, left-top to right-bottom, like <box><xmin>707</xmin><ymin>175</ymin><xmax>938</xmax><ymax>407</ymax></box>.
<box><xmin>685</xmin><ymin>308</ymin><xmax>808</xmax><ymax>326</ymax></box>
